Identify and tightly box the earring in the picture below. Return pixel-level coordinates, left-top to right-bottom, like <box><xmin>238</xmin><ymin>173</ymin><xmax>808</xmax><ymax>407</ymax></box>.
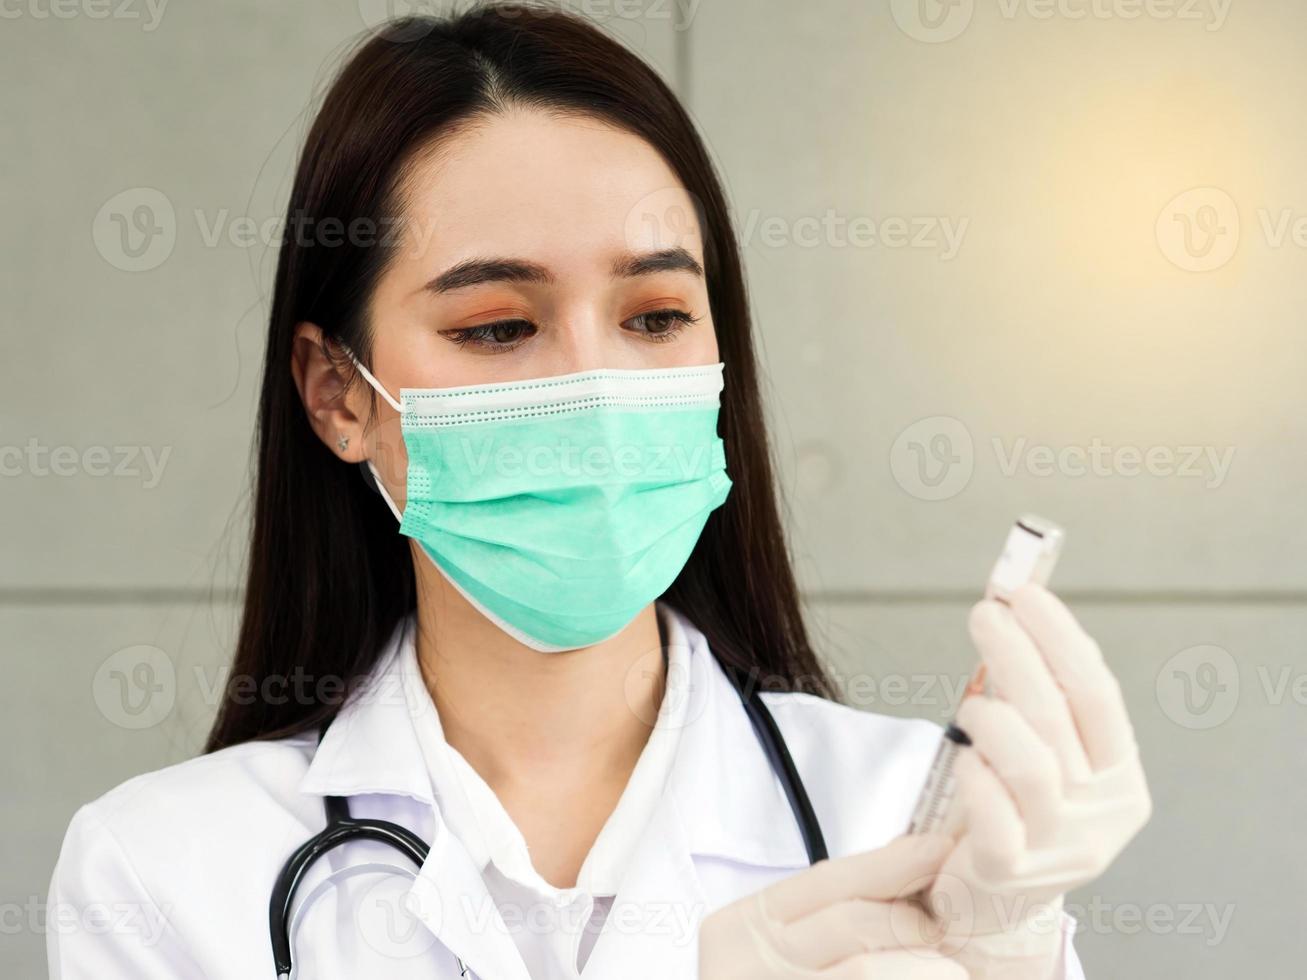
<box><xmin>336</xmin><ymin>435</ymin><xmax>349</xmax><ymax>453</ymax></box>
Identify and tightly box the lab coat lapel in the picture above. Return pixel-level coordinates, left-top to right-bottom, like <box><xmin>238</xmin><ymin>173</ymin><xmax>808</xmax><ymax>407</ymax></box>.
<box><xmin>407</xmin><ymin>818</ymin><xmax>533</xmax><ymax>980</ymax></box>
<box><xmin>668</xmin><ymin>615</ymin><xmax>814</xmax><ymax>870</ymax></box>
<box><xmin>581</xmin><ymin>790</ymin><xmax>706</xmax><ymax>979</ymax></box>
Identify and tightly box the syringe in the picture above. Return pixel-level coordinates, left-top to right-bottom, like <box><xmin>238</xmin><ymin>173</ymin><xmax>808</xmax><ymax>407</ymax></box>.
<box><xmin>907</xmin><ymin>515</ymin><xmax>1066</xmax><ymax>836</ymax></box>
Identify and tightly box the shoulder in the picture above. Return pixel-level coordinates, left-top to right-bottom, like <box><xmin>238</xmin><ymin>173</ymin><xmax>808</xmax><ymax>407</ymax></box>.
<box><xmin>65</xmin><ymin>734</ymin><xmax>319</xmax><ymax>855</ymax></box>
<box><xmin>47</xmin><ymin>736</ymin><xmax>318</xmax><ymax>977</ymax></box>
<box><xmin>758</xmin><ymin>691</ymin><xmax>944</xmax><ymax>856</ymax></box>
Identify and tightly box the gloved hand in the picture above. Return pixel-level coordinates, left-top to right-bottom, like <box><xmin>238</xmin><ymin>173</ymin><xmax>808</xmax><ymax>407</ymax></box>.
<box><xmin>926</xmin><ymin>584</ymin><xmax>1153</xmax><ymax>979</ymax></box>
<box><xmin>700</xmin><ymin>835</ymin><xmax>969</xmax><ymax>979</ymax></box>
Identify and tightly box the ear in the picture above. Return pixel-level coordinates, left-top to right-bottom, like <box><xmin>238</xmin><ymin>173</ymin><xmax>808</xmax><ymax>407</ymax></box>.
<box><xmin>290</xmin><ymin>322</ymin><xmax>370</xmax><ymax>463</ymax></box>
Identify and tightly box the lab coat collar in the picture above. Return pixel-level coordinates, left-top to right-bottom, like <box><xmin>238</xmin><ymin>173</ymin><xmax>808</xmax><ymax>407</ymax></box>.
<box><xmin>298</xmin><ymin>614</ymin><xmax>434</xmax><ymax>807</ymax></box>
<box><xmin>297</xmin><ymin>602</ymin><xmax>813</xmax><ymax>871</ymax></box>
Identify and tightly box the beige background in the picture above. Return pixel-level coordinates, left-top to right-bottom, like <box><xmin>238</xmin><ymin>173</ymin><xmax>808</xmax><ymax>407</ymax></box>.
<box><xmin>2</xmin><ymin>0</ymin><xmax>1302</xmax><ymax>975</ymax></box>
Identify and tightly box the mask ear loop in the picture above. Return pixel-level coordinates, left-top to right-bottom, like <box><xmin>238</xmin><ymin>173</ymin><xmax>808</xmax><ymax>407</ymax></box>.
<box><xmin>338</xmin><ymin>345</ymin><xmax>404</xmax><ymax>414</ymax></box>
<box><xmin>335</xmin><ymin>342</ymin><xmax>405</xmax><ymax>521</ymax></box>
<box><xmin>363</xmin><ymin>460</ymin><xmax>404</xmax><ymax>523</ymax></box>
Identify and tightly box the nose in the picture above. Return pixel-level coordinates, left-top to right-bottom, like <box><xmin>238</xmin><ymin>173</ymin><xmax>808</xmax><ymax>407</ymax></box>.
<box><xmin>542</xmin><ymin>307</ymin><xmax>638</xmax><ymax>375</ymax></box>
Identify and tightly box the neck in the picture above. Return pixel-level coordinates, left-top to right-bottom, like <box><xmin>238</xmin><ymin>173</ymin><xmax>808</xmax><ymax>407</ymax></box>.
<box><xmin>409</xmin><ymin>546</ymin><xmax>667</xmax><ymax>790</ymax></box>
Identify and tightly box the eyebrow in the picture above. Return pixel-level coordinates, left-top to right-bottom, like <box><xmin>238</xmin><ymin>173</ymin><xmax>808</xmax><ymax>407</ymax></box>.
<box><xmin>423</xmin><ymin>247</ymin><xmax>704</xmax><ymax>294</ymax></box>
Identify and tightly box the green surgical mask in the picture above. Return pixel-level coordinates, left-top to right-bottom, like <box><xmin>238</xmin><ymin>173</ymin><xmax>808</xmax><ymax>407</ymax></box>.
<box><xmin>348</xmin><ymin>355</ymin><xmax>732</xmax><ymax>651</ymax></box>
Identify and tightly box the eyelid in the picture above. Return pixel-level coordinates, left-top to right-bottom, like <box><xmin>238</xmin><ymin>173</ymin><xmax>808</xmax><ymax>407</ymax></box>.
<box><xmin>439</xmin><ymin>315</ymin><xmax>533</xmax><ymax>335</ymax></box>
<box><xmin>446</xmin><ymin>305</ymin><xmax>533</xmax><ymax>327</ymax></box>
<box><xmin>625</xmin><ymin>307</ymin><xmax>701</xmax><ymax>325</ymax></box>
<box><xmin>442</xmin><ymin>319</ymin><xmax>536</xmax><ymax>352</ymax></box>
<box><xmin>622</xmin><ymin>308</ymin><xmax>700</xmax><ymax>342</ymax></box>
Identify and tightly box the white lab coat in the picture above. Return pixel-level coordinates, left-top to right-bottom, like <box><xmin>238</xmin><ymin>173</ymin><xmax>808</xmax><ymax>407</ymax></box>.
<box><xmin>47</xmin><ymin>606</ymin><xmax>1086</xmax><ymax>979</ymax></box>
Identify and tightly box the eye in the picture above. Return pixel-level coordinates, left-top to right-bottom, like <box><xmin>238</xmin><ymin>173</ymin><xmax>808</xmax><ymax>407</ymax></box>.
<box><xmin>442</xmin><ymin>319</ymin><xmax>537</xmax><ymax>352</ymax></box>
<box><xmin>623</xmin><ymin>308</ymin><xmax>701</xmax><ymax>343</ymax></box>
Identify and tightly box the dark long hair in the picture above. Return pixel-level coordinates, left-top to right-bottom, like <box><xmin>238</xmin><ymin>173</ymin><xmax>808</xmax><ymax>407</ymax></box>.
<box><xmin>205</xmin><ymin>1</ymin><xmax>834</xmax><ymax>753</ymax></box>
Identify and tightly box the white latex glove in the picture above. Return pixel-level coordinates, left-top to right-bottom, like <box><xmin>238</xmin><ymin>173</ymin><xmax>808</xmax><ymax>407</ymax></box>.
<box><xmin>926</xmin><ymin>584</ymin><xmax>1153</xmax><ymax>979</ymax></box>
<box><xmin>700</xmin><ymin>835</ymin><xmax>969</xmax><ymax>979</ymax></box>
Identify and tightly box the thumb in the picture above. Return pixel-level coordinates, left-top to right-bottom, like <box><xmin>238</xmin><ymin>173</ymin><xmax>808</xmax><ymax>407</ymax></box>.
<box><xmin>762</xmin><ymin>834</ymin><xmax>954</xmax><ymax>924</ymax></box>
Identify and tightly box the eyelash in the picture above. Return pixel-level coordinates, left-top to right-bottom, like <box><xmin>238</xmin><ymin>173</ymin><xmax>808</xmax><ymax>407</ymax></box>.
<box><xmin>444</xmin><ymin>309</ymin><xmax>701</xmax><ymax>352</ymax></box>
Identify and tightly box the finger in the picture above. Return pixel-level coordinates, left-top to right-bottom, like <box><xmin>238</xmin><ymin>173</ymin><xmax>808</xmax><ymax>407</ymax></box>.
<box><xmin>822</xmin><ymin>948</ymin><xmax>969</xmax><ymax>979</ymax></box>
<box><xmin>762</xmin><ymin>835</ymin><xmax>953</xmax><ymax>924</ymax></box>
<box><xmin>954</xmin><ymin>750</ymin><xmax>1024</xmax><ymax>881</ymax></box>
<box><xmin>776</xmin><ymin>899</ymin><xmax>942</xmax><ymax>970</ymax></box>
<box><xmin>955</xmin><ymin>696</ymin><xmax>1062</xmax><ymax>845</ymax></box>
<box><xmin>1008</xmin><ymin>584</ymin><xmax>1138</xmax><ymax>771</ymax></box>
<box><xmin>968</xmin><ymin>600</ymin><xmax>1092</xmax><ymax>785</ymax></box>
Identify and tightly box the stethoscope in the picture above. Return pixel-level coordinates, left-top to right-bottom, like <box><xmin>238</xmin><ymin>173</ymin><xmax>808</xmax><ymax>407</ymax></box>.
<box><xmin>268</xmin><ymin>666</ymin><xmax>829</xmax><ymax>979</ymax></box>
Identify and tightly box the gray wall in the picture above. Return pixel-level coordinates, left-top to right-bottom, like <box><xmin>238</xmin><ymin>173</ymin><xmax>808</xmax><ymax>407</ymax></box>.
<box><xmin>2</xmin><ymin>0</ymin><xmax>1301</xmax><ymax>975</ymax></box>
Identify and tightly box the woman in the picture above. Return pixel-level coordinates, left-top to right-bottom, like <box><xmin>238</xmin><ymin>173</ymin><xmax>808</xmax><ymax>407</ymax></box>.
<box><xmin>47</xmin><ymin>4</ymin><xmax>1151</xmax><ymax>978</ymax></box>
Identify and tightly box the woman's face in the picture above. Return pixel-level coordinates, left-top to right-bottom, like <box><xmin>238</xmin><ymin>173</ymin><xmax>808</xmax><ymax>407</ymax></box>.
<box><xmin>308</xmin><ymin>107</ymin><xmax>719</xmax><ymax>502</ymax></box>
